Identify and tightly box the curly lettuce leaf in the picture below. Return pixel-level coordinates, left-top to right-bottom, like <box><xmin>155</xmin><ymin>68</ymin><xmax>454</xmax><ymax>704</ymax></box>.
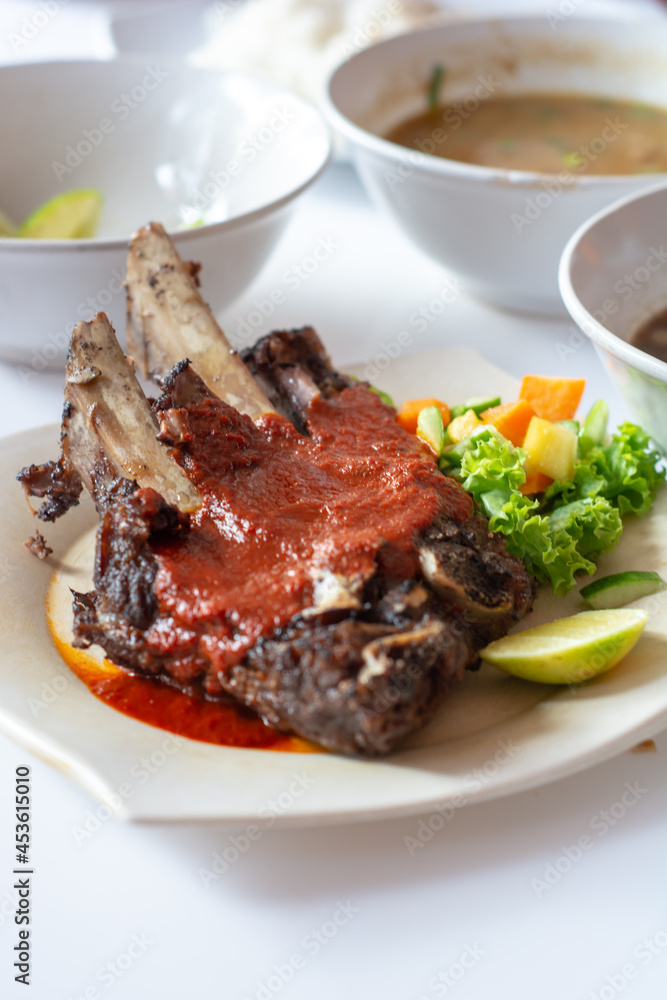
<box><xmin>546</xmin><ymin>497</ymin><xmax>622</xmax><ymax>559</ymax></box>
<box><xmin>542</xmin><ymin>422</ymin><xmax>665</xmax><ymax>516</ymax></box>
<box><xmin>451</xmin><ymin>421</ymin><xmax>658</xmax><ymax>597</ymax></box>
<box><xmin>456</xmin><ymin>434</ymin><xmax>597</xmax><ymax>595</ymax></box>
<box><xmin>585</xmin><ymin>422</ymin><xmax>665</xmax><ymax>516</ymax></box>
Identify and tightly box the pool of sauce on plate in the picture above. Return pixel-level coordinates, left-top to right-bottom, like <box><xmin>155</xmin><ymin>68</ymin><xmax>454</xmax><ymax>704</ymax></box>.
<box><xmin>47</xmin><ymin>621</ymin><xmax>318</xmax><ymax>752</ymax></box>
<box><xmin>632</xmin><ymin>308</ymin><xmax>667</xmax><ymax>364</ymax></box>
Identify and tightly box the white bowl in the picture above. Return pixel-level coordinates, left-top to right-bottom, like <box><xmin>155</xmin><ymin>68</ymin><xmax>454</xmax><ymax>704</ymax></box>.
<box><xmin>0</xmin><ymin>59</ymin><xmax>331</xmax><ymax>368</ymax></box>
<box><xmin>559</xmin><ymin>181</ymin><xmax>667</xmax><ymax>454</ymax></box>
<box><xmin>325</xmin><ymin>16</ymin><xmax>667</xmax><ymax>316</ymax></box>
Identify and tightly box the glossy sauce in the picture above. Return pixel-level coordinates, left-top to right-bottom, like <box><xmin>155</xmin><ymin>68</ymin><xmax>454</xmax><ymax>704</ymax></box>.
<box><xmin>46</xmin><ymin>382</ymin><xmax>471</xmax><ymax>748</ymax></box>
<box><xmin>149</xmin><ymin>384</ymin><xmax>472</xmax><ymax>693</ymax></box>
<box><xmin>48</xmin><ymin>625</ymin><xmax>317</xmax><ymax>751</ymax></box>
<box><xmin>632</xmin><ymin>308</ymin><xmax>667</xmax><ymax>364</ymax></box>
<box><xmin>386</xmin><ymin>95</ymin><xmax>667</xmax><ymax>175</ymax></box>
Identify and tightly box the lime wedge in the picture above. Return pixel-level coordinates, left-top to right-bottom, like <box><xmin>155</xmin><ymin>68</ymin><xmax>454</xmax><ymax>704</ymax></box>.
<box><xmin>480</xmin><ymin>609</ymin><xmax>648</xmax><ymax>685</ymax></box>
<box><xmin>0</xmin><ymin>207</ymin><xmax>17</xmax><ymax>237</ymax></box>
<box><xmin>18</xmin><ymin>189</ymin><xmax>102</xmax><ymax>239</ymax></box>
<box><xmin>580</xmin><ymin>571</ymin><xmax>665</xmax><ymax>610</ymax></box>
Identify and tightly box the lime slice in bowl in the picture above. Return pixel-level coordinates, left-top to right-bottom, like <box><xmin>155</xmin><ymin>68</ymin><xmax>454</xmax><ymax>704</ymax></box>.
<box><xmin>18</xmin><ymin>189</ymin><xmax>103</xmax><ymax>239</ymax></box>
<box><xmin>480</xmin><ymin>609</ymin><xmax>649</xmax><ymax>685</ymax></box>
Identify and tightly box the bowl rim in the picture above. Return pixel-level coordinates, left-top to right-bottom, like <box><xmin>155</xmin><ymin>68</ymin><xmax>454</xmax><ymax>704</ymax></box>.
<box><xmin>0</xmin><ymin>58</ymin><xmax>333</xmax><ymax>251</ymax></box>
<box><xmin>324</xmin><ymin>14</ymin><xmax>667</xmax><ymax>188</ymax></box>
<box><xmin>558</xmin><ymin>178</ymin><xmax>667</xmax><ymax>382</ymax></box>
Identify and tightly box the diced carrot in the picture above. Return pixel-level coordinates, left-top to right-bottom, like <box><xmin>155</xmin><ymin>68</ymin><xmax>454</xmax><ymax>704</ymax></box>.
<box><xmin>519</xmin><ymin>375</ymin><xmax>585</xmax><ymax>422</ymax></box>
<box><xmin>481</xmin><ymin>398</ymin><xmax>536</xmax><ymax>447</ymax></box>
<box><xmin>396</xmin><ymin>398</ymin><xmax>450</xmax><ymax>435</ymax></box>
<box><xmin>481</xmin><ymin>401</ymin><xmax>514</xmax><ymax>423</ymax></box>
<box><xmin>520</xmin><ymin>470</ymin><xmax>554</xmax><ymax>495</ymax></box>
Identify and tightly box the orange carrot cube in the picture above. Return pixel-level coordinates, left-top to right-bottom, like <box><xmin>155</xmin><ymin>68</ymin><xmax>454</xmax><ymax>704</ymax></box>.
<box><xmin>481</xmin><ymin>399</ymin><xmax>536</xmax><ymax>447</ymax></box>
<box><xmin>519</xmin><ymin>375</ymin><xmax>585</xmax><ymax>422</ymax></box>
<box><xmin>520</xmin><ymin>470</ymin><xmax>554</xmax><ymax>495</ymax></box>
<box><xmin>397</xmin><ymin>398</ymin><xmax>450</xmax><ymax>435</ymax></box>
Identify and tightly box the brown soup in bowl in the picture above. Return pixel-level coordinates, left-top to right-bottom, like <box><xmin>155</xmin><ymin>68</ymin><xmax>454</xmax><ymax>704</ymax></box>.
<box><xmin>386</xmin><ymin>94</ymin><xmax>667</xmax><ymax>175</ymax></box>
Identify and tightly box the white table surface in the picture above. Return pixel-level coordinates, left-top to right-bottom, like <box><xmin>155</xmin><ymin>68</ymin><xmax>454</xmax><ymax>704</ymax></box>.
<box><xmin>1</xmin><ymin>4</ymin><xmax>667</xmax><ymax>999</ymax></box>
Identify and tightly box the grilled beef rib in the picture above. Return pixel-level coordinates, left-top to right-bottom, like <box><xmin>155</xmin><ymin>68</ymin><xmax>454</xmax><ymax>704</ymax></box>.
<box><xmin>18</xmin><ymin>225</ymin><xmax>535</xmax><ymax>755</ymax></box>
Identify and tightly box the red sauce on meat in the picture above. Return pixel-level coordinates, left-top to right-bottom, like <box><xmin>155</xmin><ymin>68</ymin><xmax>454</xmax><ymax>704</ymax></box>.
<box><xmin>47</xmin><ymin>383</ymin><xmax>473</xmax><ymax>750</ymax></box>
<box><xmin>48</xmin><ymin>628</ymin><xmax>316</xmax><ymax>751</ymax></box>
<box><xmin>149</xmin><ymin>385</ymin><xmax>473</xmax><ymax>689</ymax></box>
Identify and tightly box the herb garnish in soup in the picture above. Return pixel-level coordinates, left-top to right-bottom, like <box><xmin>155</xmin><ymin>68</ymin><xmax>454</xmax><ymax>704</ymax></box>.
<box><xmin>386</xmin><ymin>94</ymin><xmax>667</xmax><ymax>175</ymax></box>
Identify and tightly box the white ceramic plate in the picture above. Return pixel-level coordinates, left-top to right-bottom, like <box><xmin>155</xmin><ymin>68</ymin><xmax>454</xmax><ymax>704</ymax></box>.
<box><xmin>3</xmin><ymin>347</ymin><xmax>667</xmax><ymax>826</ymax></box>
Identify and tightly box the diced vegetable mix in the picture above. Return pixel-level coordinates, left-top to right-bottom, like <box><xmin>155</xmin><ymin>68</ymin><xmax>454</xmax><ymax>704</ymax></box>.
<box><xmin>393</xmin><ymin>378</ymin><xmax>665</xmax><ymax>596</ymax></box>
<box><xmin>480</xmin><ymin>399</ymin><xmax>535</xmax><ymax>447</ymax></box>
<box><xmin>519</xmin><ymin>375</ymin><xmax>585</xmax><ymax>421</ymax></box>
<box><xmin>396</xmin><ymin>397</ymin><xmax>449</xmax><ymax>435</ymax></box>
<box><xmin>416</xmin><ymin>405</ymin><xmax>446</xmax><ymax>456</ymax></box>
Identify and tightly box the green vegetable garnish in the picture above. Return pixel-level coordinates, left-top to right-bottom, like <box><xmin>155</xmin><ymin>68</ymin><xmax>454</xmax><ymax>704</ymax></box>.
<box><xmin>580</xmin><ymin>571</ymin><xmax>665</xmax><ymax>610</ymax></box>
<box><xmin>417</xmin><ymin>405</ymin><xmax>446</xmax><ymax>457</ymax></box>
<box><xmin>449</xmin><ymin>396</ymin><xmax>500</xmax><ymax>420</ymax></box>
<box><xmin>443</xmin><ymin>420</ymin><xmax>665</xmax><ymax>597</ymax></box>
<box><xmin>427</xmin><ymin>63</ymin><xmax>446</xmax><ymax>111</ymax></box>
<box><xmin>579</xmin><ymin>399</ymin><xmax>608</xmax><ymax>456</ymax></box>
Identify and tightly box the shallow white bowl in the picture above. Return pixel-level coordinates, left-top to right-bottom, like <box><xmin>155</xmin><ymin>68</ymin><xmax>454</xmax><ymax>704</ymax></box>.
<box><xmin>0</xmin><ymin>59</ymin><xmax>331</xmax><ymax>367</ymax></box>
<box><xmin>559</xmin><ymin>181</ymin><xmax>667</xmax><ymax>454</ymax></box>
<box><xmin>325</xmin><ymin>16</ymin><xmax>667</xmax><ymax>316</ymax></box>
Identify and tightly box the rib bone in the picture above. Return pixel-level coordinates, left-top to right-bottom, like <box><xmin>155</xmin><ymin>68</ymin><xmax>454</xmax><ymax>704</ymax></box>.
<box><xmin>65</xmin><ymin>313</ymin><xmax>201</xmax><ymax>512</ymax></box>
<box><xmin>126</xmin><ymin>222</ymin><xmax>274</xmax><ymax>419</ymax></box>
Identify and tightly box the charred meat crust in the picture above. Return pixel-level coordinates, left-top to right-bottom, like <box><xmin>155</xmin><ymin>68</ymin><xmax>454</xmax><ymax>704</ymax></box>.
<box><xmin>241</xmin><ymin>327</ymin><xmax>355</xmax><ymax>433</ymax></box>
<box><xmin>67</xmin><ymin>332</ymin><xmax>536</xmax><ymax>755</ymax></box>
<box><xmin>73</xmin><ymin>486</ymin><xmax>189</xmax><ymax>644</ymax></box>
<box><xmin>26</xmin><ymin>235</ymin><xmax>536</xmax><ymax>756</ymax></box>
<box><xmin>229</xmin><ymin>616</ymin><xmax>470</xmax><ymax>756</ymax></box>
<box><xmin>17</xmin><ymin>456</ymin><xmax>83</xmax><ymax>522</ymax></box>
<box><xmin>73</xmin><ymin>511</ymin><xmax>476</xmax><ymax>754</ymax></box>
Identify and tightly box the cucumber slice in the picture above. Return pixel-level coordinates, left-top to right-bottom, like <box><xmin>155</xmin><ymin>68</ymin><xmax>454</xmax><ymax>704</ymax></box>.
<box><xmin>464</xmin><ymin>395</ymin><xmax>501</xmax><ymax>416</ymax></box>
<box><xmin>449</xmin><ymin>404</ymin><xmax>466</xmax><ymax>420</ymax></box>
<box><xmin>449</xmin><ymin>396</ymin><xmax>501</xmax><ymax>420</ymax></box>
<box><xmin>580</xmin><ymin>571</ymin><xmax>665</xmax><ymax>609</ymax></box>
<box><xmin>579</xmin><ymin>399</ymin><xmax>609</xmax><ymax>456</ymax></box>
<box><xmin>417</xmin><ymin>405</ymin><xmax>445</xmax><ymax>456</ymax></box>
